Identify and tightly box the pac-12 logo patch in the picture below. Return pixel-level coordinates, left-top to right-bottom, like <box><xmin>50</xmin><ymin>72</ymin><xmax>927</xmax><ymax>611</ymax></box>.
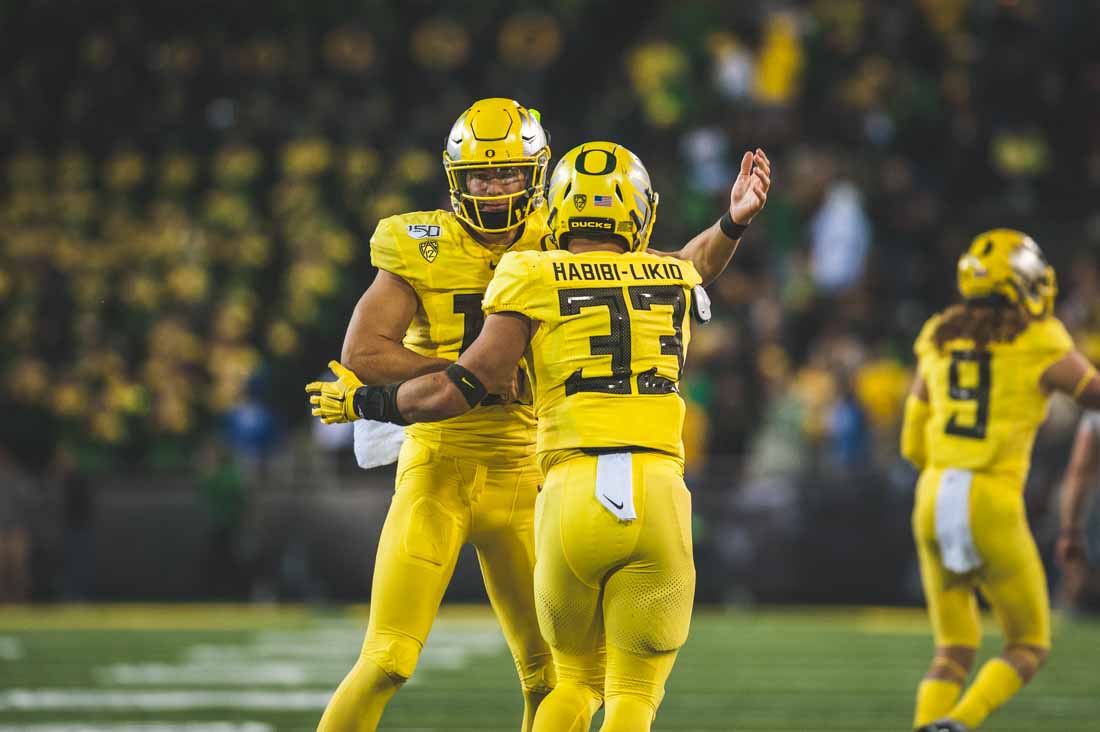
<box><xmin>407</xmin><ymin>224</ymin><xmax>441</xmax><ymax>239</ymax></box>
<box><xmin>419</xmin><ymin>240</ymin><xmax>439</xmax><ymax>263</ymax></box>
<box><xmin>573</xmin><ymin>194</ymin><xmax>587</xmax><ymax>211</ymax></box>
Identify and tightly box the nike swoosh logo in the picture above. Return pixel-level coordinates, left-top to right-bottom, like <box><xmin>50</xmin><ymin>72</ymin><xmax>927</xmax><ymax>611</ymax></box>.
<box><xmin>603</xmin><ymin>495</ymin><xmax>625</xmax><ymax>510</ymax></box>
<box><xmin>461</xmin><ymin>377</ymin><xmax>475</xmax><ymax>388</ymax></box>
<box><xmin>522</xmin><ymin>135</ymin><xmax>535</xmax><ymax>142</ymax></box>
<box><xmin>451</xmin><ymin>137</ymin><xmax>463</xmax><ymax>144</ymax></box>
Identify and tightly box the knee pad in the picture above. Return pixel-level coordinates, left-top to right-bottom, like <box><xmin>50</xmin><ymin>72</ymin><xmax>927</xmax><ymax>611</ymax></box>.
<box><xmin>362</xmin><ymin>633</ymin><xmax>421</xmax><ymax>683</ymax></box>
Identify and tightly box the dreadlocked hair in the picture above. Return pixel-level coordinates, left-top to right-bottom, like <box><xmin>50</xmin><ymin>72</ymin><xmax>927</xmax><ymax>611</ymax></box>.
<box><xmin>932</xmin><ymin>296</ymin><xmax>1032</xmax><ymax>351</ymax></box>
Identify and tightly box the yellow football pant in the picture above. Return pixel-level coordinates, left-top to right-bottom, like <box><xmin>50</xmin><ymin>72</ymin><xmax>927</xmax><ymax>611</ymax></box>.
<box><xmin>318</xmin><ymin>436</ymin><xmax>554</xmax><ymax>732</ymax></box>
<box><xmin>913</xmin><ymin>467</ymin><xmax>1050</xmax><ymax>650</ymax></box>
<box><xmin>532</xmin><ymin>452</ymin><xmax>695</xmax><ymax>732</ymax></box>
<box><xmin>911</xmin><ymin>467</ymin><xmax>1050</xmax><ymax>728</ymax></box>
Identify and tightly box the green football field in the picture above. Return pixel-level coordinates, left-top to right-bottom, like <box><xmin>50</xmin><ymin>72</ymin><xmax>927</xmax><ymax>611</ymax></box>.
<box><xmin>0</xmin><ymin>606</ymin><xmax>1097</xmax><ymax>731</ymax></box>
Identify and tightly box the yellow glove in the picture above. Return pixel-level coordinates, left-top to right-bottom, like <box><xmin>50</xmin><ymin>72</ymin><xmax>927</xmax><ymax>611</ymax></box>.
<box><xmin>305</xmin><ymin>360</ymin><xmax>364</xmax><ymax>424</ymax></box>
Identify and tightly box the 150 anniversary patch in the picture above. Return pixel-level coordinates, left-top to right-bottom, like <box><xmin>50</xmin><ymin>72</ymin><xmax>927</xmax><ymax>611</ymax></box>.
<box><xmin>407</xmin><ymin>224</ymin><xmax>441</xmax><ymax>239</ymax></box>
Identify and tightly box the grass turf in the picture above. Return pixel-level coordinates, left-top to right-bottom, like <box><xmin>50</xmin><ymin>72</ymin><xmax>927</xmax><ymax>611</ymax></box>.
<box><xmin>0</xmin><ymin>605</ymin><xmax>1097</xmax><ymax>731</ymax></box>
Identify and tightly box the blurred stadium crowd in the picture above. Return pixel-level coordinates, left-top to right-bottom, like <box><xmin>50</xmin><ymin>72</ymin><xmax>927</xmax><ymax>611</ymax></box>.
<box><xmin>3</xmin><ymin>0</ymin><xmax>1100</xmax><ymax>603</ymax></box>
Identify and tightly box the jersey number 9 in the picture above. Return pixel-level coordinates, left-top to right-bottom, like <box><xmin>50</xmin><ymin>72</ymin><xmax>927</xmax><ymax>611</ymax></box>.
<box><xmin>945</xmin><ymin>349</ymin><xmax>991</xmax><ymax>439</ymax></box>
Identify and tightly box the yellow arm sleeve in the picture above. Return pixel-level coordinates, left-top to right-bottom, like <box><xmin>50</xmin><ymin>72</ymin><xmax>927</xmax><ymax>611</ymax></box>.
<box><xmin>900</xmin><ymin>394</ymin><xmax>930</xmax><ymax>469</ymax></box>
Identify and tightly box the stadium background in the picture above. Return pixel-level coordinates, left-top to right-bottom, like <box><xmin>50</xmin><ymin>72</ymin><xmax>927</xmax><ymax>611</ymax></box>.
<box><xmin>2</xmin><ymin>1</ymin><xmax>1100</xmax><ymax>729</ymax></box>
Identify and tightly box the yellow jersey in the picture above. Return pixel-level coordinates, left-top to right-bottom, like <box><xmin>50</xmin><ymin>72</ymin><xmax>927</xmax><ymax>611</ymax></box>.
<box><xmin>369</xmin><ymin>208</ymin><xmax>551</xmax><ymax>460</ymax></box>
<box><xmin>914</xmin><ymin>313</ymin><xmax>1074</xmax><ymax>484</ymax></box>
<box><xmin>482</xmin><ymin>248</ymin><xmax>703</xmax><ymax>471</ymax></box>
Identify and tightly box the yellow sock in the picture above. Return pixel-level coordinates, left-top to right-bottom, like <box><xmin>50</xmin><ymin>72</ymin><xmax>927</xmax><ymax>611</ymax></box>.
<box><xmin>914</xmin><ymin>678</ymin><xmax>962</xmax><ymax>728</ymax></box>
<box><xmin>949</xmin><ymin>658</ymin><xmax>1023</xmax><ymax>728</ymax></box>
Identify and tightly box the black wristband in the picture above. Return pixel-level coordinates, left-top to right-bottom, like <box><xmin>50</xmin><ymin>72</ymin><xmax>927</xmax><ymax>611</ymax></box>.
<box><xmin>352</xmin><ymin>383</ymin><xmax>408</xmax><ymax>426</ymax></box>
<box><xmin>719</xmin><ymin>211</ymin><xmax>748</xmax><ymax>240</ymax></box>
<box><xmin>445</xmin><ymin>363</ymin><xmax>489</xmax><ymax>407</ymax></box>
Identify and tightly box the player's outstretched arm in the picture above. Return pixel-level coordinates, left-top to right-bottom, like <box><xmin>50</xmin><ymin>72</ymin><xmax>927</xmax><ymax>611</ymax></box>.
<box><xmin>341</xmin><ymin>270</ymin><xmax>450</xmax><ymax>384</ymax></box>
<box><xmin>308</xmin><ymin>312</ymin><xmax>534</xmax><ymax>425</ymax></box>
<box><xmin>1057</xmin><ymin>415</ymin><xmax>1100</xmax><ymax>568</ymax></box>
<box><xmin>900</xmin><ymin>374</ymin><xmax>930</xmax><ymax>469</ymax></box>
<box><xmin>1041</xmin><ymin>349</ymin><xmax>1100</xmax><ymax>407</ymax></box>
<box><xmin>393</xmin><ymin>313</ymin><xmax>532</xmax><ymax>423</ymax></box>
<box><xmin>659</xmin><ymin>148</ymin><xmax>770</xmax><ymax>285</ymax></box>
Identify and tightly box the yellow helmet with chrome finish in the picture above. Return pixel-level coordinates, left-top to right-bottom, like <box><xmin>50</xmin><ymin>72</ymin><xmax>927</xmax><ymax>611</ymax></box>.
<box><xmin>545</xmin><ymin>141</ymin><xmax>659</xmax><ymax>252</ymax></box>
<box><xmin>443</xmin><ymin>98</ymin><xmax>550</xmax><ymax>233</ymax></box>
<box><xmin>957</xmin><ymin>228</ymin><xmax>1057</xmax><ymax>317</ymax></box>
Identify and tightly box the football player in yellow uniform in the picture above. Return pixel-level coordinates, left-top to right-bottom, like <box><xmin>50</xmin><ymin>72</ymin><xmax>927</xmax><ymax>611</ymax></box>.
<box><xmin>309</xmin><ymin>141</ymin><xmax>771</xmax><ymax>731</ymax></box>
<box><xmin>901</xmin><ymin>230</ymin><xmax>1100</xmax><ymax>732</ymax></box>
<box><xmin>310</xmin><ymin>97</ymin><xmax>770</xmax><ymax>732</ymax></box>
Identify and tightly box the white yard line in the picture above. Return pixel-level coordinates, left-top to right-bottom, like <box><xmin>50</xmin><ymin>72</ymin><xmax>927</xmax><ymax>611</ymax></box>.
<box><xmin>88</xmin><ymin>622</ymin><xmax>505</xmax><ymax>689</ymax></box>
<box><xmin>5</xmin><ymin>619</ymin><xmax>509</xmax><ymax>712</ymax></box>
<box><xmin>94</xmin><ymin>662</ymin><xmax>346</xmax><ymax>686</ymax></box>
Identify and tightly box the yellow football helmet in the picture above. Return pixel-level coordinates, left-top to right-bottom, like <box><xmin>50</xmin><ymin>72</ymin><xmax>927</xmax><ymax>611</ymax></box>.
<box><xmin>957</xmin><ymin>228</ymin><xmax>1057</xmax><ymax>317</ymax></box>
<box><xmin>443</xmin><ymin>98</ymin><xmax>550</xmax><ymax>233</ymax></box>
<box><xmin>545</xmin><ymin>141</ymin><xmax>659</xmax><ymax>252</ymax></box>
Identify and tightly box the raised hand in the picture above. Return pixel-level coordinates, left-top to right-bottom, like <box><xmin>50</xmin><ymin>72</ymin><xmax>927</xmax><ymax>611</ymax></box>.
<box><xmin>729</xmin><ymin>148</ymin><xmax>771</xmax><ymax>226</ymax></box>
